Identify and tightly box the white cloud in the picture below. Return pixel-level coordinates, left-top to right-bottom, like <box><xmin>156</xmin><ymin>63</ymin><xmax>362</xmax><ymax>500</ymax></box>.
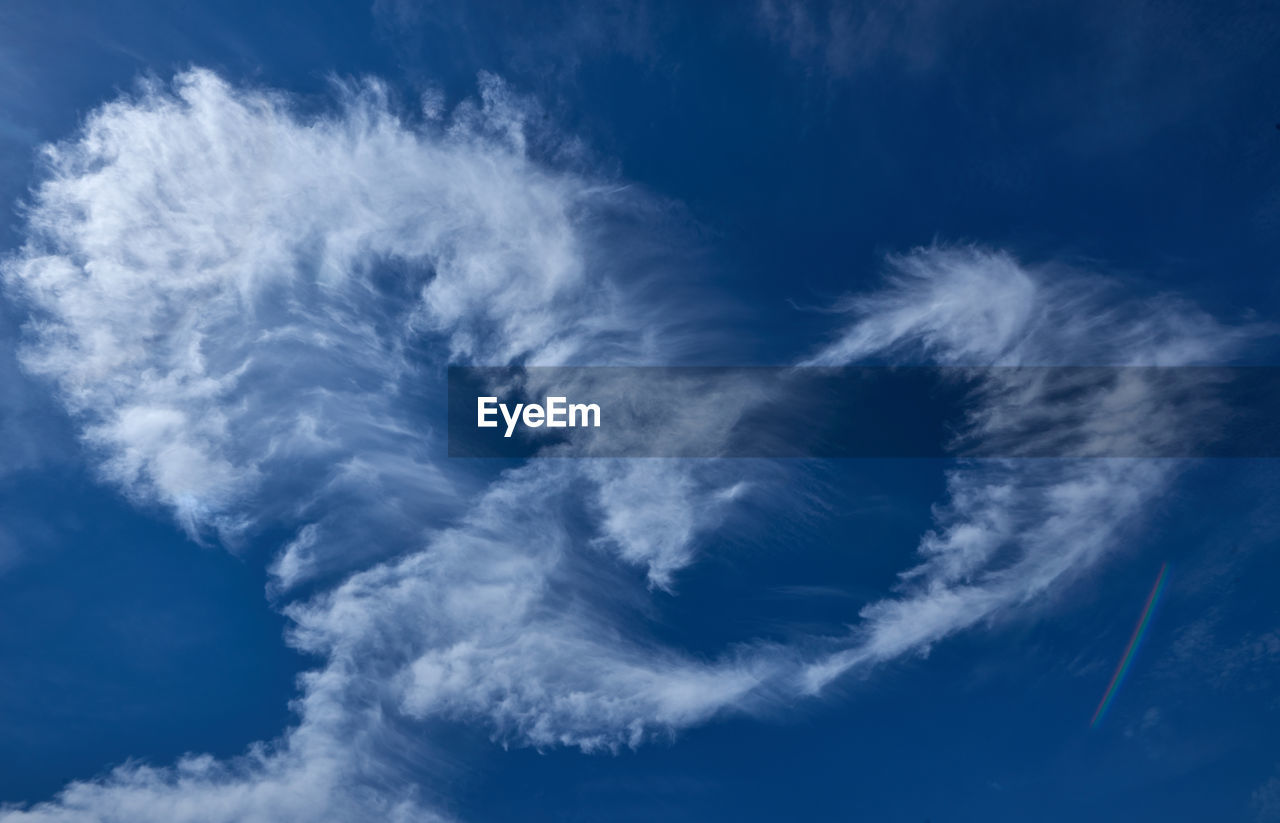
<box><xmin>802</xmin><ymin>246</ymin><xmax>1249</xmax><ymax>691</ymax></box>
<box><xmin>290</xmin><ymin>461</ymin><xmax>775</xmax><ymax>752</ymax></box>
<box><xmin>1</xmin><ymin>68</ymin><xmax>764</xmax><ymax>820</ymax></box>
<box><xmin>0</xmin><ymin>68</ymin><xmax>1253</xmax><ymax>823</ymax></box>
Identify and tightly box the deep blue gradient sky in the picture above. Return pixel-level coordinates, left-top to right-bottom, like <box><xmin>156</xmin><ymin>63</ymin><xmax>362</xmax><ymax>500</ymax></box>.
<box><xmin>1</xmin><ymin>2</ymin><xmax>1279</xmax><ymax>821</ymax></box>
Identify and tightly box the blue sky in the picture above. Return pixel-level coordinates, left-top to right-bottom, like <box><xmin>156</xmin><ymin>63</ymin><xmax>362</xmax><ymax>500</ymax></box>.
<box><xmin>0</xmin><ymin>2</ymin><xmax>1279</xmax><ymax>821</ymax></box>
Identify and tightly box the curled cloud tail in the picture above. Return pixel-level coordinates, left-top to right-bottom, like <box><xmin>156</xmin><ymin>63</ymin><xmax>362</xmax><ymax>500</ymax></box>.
<box><xmin>802</xmin><ymin>245</ymin><xmax>1253</xmax><ymax>692</ymax></box>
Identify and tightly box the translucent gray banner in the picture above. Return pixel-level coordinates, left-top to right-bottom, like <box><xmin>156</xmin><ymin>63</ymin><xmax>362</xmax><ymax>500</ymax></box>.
<box><xmin>447</xmin><ymin>366</ymin><xmax>1280</xmax><ymax>458</ymax></box>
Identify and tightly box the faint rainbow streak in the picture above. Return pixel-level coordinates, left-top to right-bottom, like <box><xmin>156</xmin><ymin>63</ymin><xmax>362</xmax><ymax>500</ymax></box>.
<box><xmin>1090</xmin><ymin>563</ymin><xmax>1169</xmax><ymax>728</ymax></box>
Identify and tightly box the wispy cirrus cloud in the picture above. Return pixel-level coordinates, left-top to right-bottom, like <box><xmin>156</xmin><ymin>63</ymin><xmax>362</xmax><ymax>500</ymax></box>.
<box><xmin>802</xmin><ymin>246</ymin><xmax>1252</xmax><ymax>690</ymax></box>
<box><xmin>0</xmin><ymin>68</ymin><xmax>773</xmax><ymax>821</ymax></box>
<box><xmin>756</xmin><ymin>0</ymin><xmax>953</xmax><ymax>76</ymax></box>
<box><xmin>0</xmin><ymin>69</ymin><xmax>1256</xmax><ymax>822</ymax></box>
<box><xmin>1254</xmin><ymin>765</ymin><xmax>1280</xmax><ymax>822</ymax></box>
